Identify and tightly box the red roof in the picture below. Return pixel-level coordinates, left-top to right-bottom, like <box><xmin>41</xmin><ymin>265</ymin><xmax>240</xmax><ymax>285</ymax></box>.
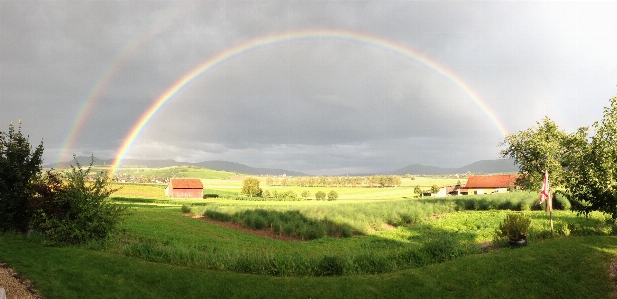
<box><xmin>169</xmin><ymin>178</ymin><xmax>203</xmax><ymax>189</ymax></box>
<box><xmin>465</xmin><ymin>174</ymin><xmax>518</xmax><ymax>189</ymax></box>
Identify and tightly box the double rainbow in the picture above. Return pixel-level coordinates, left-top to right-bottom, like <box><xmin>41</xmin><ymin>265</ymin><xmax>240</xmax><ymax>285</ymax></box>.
<box><xmin>107</xmin><ymin>29</ymin><xmax>507</xmax><ymax>175</ymax></box>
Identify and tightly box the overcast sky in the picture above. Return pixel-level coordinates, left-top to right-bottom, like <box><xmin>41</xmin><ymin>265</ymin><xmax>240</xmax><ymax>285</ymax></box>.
<box><xmin>2</xmin><ymin>1</ymin><xmax>616</xmax><ymax>175</ymax></box>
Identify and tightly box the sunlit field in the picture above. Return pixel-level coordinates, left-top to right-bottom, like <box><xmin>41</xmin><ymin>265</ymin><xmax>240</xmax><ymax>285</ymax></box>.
<box><xmin>4</xmin><ymin>173</ymin><xmax>617</xmax><ymax>298</ymax></box>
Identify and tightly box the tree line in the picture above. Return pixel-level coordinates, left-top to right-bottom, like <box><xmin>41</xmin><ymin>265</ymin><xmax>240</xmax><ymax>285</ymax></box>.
<box><xmin>265</xmin><ymin>175</ymin><xmax>403</xmax><ymax>188</ymax></box>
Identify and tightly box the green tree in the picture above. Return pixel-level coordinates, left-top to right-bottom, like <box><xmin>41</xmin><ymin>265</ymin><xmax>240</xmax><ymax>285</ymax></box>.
<box><xmin>327</xmin><ymin>190</ymin><xmax>338</xmax><ymax>201</ymax></box>
<box><xmin>499</xmin><ymin>117</ymin><xmax>569</xmax><ymax>190</ymax></box>
<box><xmin>0</xmin><ymin>122</ymin><xmax>44</xmax><ymax>232</ymax></box>
<box><xmin>301</xmin><ymin>190</ymin><xmax>311</xmax><ymax>199</ymax></box>
<box><xmin>315</xmin><ymin>190</ymin><xmax>326</xmax><ymax>200</ymax></box>
<box><xmin>286</xmin><ymin>190</ymin><xmax>297</xmax><ymax>199</ymax></box>
<box><xmin>413</xmin><ymin>185</ymin><xmax>421</xmax><ymax>194</ymax></box>
<box><xmin>562</xmin><ymin>95</ymin><xmax>617</xmax><ymax>218</ymax></box>
<box><xmin>430</xmin><ymin>184</ymin><xmax>440</xmax><ymax>194</ymax></box>
<box><xmin>241</xmin><ymin>177</ymin><xmax>262</xmax><ymax>197</ymax></box>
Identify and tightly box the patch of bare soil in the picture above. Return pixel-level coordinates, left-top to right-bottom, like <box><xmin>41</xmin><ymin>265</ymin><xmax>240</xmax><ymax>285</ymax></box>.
<box><xmin>186</xmin><ymin>214</ymin><xmax>307</xmax><ymax>242</ymax></box>
<box><xmin>381</xmin><ymin>223</ymin><xmax>397</xmax><ymax>230</ymax></box>
<box><xmin>0</xmin><ymin>263</ymin><xmax>45</xmax><ymax>299</ymax></box>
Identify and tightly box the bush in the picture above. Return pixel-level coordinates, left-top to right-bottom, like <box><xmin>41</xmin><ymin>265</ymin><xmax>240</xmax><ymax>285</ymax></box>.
<box><xmin>421</xmin><ymin>235</ymin><xmax>471</xmax><ymax>263</ymax></box>
<box><xmin>181</xmin><ymin>205</ymin><xmax>191</xmax><ymax>213</ymax></box>
<box><xmin>553</xmin><ymin>191</ymin><xmax>571</xmax><ymax>210</ymax></box>
<box><xmin>495</xmin><ymin>213</ymin><xmax>531</xmax><ymax>241</ymax></box>
<box><xmin>315</xmin><ymin>191</ymin><xmax>326</xmax><ymax>200</ymax></box>
<box><xmin>327</xmin><ymin>190</ymin><xmax>338</xmax><ymax>201</ymax></box>
<box><xmin>317</xmin><ymin>255</ymin><xmax>345</xmax><ymax>276</ymax></box>
<box><xmin>30</xmin><ymin>158</ymin><xmax>128</xmax><ymax>244</ymax></box>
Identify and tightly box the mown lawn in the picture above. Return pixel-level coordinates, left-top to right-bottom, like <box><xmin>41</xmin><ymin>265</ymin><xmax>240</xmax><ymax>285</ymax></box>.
<box><xmin>0</xmin><ymin>234</ymin><xmax>615</xmax><ymax>298</ymax></box>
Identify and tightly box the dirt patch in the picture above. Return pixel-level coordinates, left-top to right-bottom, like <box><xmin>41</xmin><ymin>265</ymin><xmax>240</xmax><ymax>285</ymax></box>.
<box><xmin>0</xmin><ymin>263</ymin><xmax>45</xmax><ymax>299</ymax></box>
<box><xmin>186</xmin><ymin>214</ymin><xmax>307</xmax><ymax>242</ymax></box>
<box><xmin>381</xmin><ymin>223</ymin><xmax>397</xmax><ymax>230</ymax></box>
<box><xmin>430</xmin><ymin>213</ymin><xmax>451</xmax><ymax>220</ymax></box>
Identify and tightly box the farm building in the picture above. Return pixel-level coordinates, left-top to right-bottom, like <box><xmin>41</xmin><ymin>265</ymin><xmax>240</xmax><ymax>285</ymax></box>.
<box><xmin>165</xmin><ymin>178</ymin><xmax>204</xmax><ymax>198</ymax></box>
<box><xmin>464</xmin><ymin>174</ymin><xmax>518</xmax><ymax>194</ymax></box>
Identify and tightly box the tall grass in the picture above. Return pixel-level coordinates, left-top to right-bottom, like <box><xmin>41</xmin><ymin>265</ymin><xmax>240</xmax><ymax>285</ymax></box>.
<box><xmin>191</xmin><ymin>192</ymin><xmax>552</xmax><ymax>236</ymax></box>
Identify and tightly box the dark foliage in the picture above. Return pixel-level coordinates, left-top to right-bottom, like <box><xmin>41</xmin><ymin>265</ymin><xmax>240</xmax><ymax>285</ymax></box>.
<box><xmin>0</xmin><ymin>122</ymin><xmax>44</xmax><ymax>232</ymax></box>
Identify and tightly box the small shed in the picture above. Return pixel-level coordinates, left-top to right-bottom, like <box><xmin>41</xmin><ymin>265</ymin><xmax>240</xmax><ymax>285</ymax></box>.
<box><xmin>165</xmin><ymin>178</ymin><xmax>204</xmax><ymax>198</ymax></box>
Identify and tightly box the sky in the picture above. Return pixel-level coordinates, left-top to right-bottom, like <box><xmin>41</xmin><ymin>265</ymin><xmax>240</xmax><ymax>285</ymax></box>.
<box><xmin>1</xmin><ymin>1</ymin><xmax>616</xmax><ymax>175</ymax></box>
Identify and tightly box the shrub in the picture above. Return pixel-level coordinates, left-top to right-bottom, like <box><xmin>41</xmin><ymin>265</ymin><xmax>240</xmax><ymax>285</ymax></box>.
<box><xmin>317</xmin><ymin>255</ymin><xmax>345</xmax><ymax>276</ymax></box>
<box><xmin>203</xmin><ymin>193</ymin><xmax>219</xmax><ymax>198</ymax></box>
<box><xmin>30</xmin><ymin>158</ymin><xmax>128</xmax><ymax>244</ymax></box>
<box><xmin>181</xmin><ymin>205</ymin><xmax>191</xmax><ymax>213</ymax></box>
<box><xmin>327</xmin><ymin>190</ymin><xmax>338</xmax><ymax>201</ymax></box>
<box><xmin>340</xmin><ymin>226</ymin><xmax>353</xmax><ymax>238</ymax></box>
<box><xmin>421</xmin><ymin>235</ymin><xmax>471</xmax><ymax>263</ymax></box>
<box><xmin>315</xmin><ymin>191</ymin><xmax>326</xmax><ymax>200</ymax></box>
<box><xmin>301</xmin><ymin>190</ymin><xmax>311</xmax><ymax>199</ymax></box>
<box><xmin>553</xmin><ymin>191</ymin><xmax>571</xmax><ymax>210</ymax></box>
<box><xmin>496</xmin><ymin>213</ymin><xmax>531</xmax><ymax>241</ymax></box>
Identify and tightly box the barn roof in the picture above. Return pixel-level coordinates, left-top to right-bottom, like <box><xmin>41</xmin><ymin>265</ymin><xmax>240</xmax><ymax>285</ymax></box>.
<box><xmin>465</xmin><ymin>174</ymin><xmax>518</xmax><ymax>188</ymax></box>
<box><xmin>169</xmin><ymin>178</ymin><xmax>203</xmax><ymax>189</ymax></box>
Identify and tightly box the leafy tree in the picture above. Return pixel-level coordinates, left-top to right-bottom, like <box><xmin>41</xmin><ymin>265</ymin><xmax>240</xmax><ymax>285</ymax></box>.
<box><xmin>30</xmin><ymin>157</ymin><xmax>127</xmax><ymax>244</ymax></box>
<box><xmin>301</xmin><ymin>190</ymin><xmax>311</xmax><ymax>199</ymax></box>
<box><xmin>562</xmin><ymin>95</ymin><xmax>617</xmax><ymax>218</ymax></box>
<box><xmin>430</xmin><ymin>184</ymin><xmax>440</xmax><ymax>194</ymax></box>
<box><xmin>392</xmin><ymin>175</ymin><xmax>402</xmax><ymax>187</ymax></box>
<box><xmin>0</xmin><ymin>122</ymin><xmax>44</xmax><ymax>232</ymax></box>
<box><xmin>262</xmin><ymin>189</ymin><xmax>271</xmax><ymax>198</ymax></box>
<box><xmin>414</xmin><ymin>185</ymin><xmax>421</xmax><ymax>194</ymax></box>
<box><xmin>315</xmin><ymin>190</ymin><xmax>326</xmax><ymax>200</ymax></box>
<box><xmin>286</xmin><ymin>190</ymin><xmax>297</xmax><ymax>199</ymax></box>
<box><xmin>265</xmin><ymin>177</ymin><xmax>273</xmax><ymax>186</ymax></box>
<box><xmin>499</xmin><ymin>117</ymin><xmax>569</xmax><ymax>190</ymax></box>
<box><xmin>241</xmin><ymin>177</ymin><xmax>262</xmax><ymax>197</ymax></box>
<box><xmin>327</xmin><ymin>190</ymin><xmax>338</xmax><ymax>201</ymax></box>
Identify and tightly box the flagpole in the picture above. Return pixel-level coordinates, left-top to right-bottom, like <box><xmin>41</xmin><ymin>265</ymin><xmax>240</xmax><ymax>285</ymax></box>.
<box><xmin>549</xmin><ymin>190</ymin><xmax>554</xmax><ymax>237</ymax></box>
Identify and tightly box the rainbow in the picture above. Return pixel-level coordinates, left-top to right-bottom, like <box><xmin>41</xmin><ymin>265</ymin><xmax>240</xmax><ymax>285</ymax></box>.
<box><xmin>55</xmin><ymin>7</ymin><xmax>184</xmax><ymax>164</ymax></box>
<box><xmin>110</xmin><ymin>29</ymin><xmax>508</xmax><ymax>175</ymax></box>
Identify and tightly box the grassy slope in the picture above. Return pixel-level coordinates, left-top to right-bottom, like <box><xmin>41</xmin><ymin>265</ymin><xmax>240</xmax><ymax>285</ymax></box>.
<box><xmin>115</xmin><ymin>166</ymin><xmax>235</xmax><ymax>180</ymax></box>
<box><xmin>0</xmin><ymin>234</ymin><xmax>615</xmax><ymax>298</ymax></box>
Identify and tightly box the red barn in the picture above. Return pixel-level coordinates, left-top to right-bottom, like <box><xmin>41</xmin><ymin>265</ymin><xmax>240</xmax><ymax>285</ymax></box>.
<box><xmin>165</xmin><ymin>178</ymin><xmax>204</xmax><ymax>198</ymax></box>
<box><xmin>464</xmin><ymin>174</ymin><xmax>519</xmax><ymax>194</ymax></box>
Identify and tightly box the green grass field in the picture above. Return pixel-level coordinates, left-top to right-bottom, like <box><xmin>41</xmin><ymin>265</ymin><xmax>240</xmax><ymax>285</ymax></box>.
<box><xmin>2</xmin><ymin>234</ymin><xmax>614</xmax><ymax>299</ymax></box>
<box><xmin>109</xmin><ymin>176</ymin><xmax>467</xmax><ymax>201</ymax></box>
<box><xmin>2</xmin><ymin>175</ymin><xmax>617</xmax><ymax>298</ymax></box>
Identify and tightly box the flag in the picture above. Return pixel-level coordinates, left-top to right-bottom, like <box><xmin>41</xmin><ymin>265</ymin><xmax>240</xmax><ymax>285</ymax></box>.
<box><xmin>539</xmin><ymin>170</ymin><xmax>550</xmax><ymax>204</ymax></box>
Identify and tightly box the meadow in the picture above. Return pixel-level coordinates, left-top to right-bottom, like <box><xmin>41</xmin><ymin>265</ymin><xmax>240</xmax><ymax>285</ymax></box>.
<box><xmin>2</xmin><ymin>173</ymin><xmax>617</xmax><ymax>298</ymax></box>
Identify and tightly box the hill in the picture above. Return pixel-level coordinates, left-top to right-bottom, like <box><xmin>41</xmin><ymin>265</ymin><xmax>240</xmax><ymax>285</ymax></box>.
<box><xmin>45</xmin><ymin>157</ymin><xmax>518</xmax><ymax>176</ymax></box>
<box><xmin>386</xmin><ymin>159</ymin><xmax>519</xmax><ymax>175</ymax></box>
<box><xmin>45</xmin><ymin>157</ymin><xmax>306</xmax><ymax>176</ymax></box>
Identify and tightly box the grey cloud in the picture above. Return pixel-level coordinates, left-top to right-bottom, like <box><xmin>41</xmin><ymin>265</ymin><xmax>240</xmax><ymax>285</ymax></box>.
<box><xmin>2</xmin><ymin>1</ymin><xmax>616</xmax><ymax>174</ymax></box>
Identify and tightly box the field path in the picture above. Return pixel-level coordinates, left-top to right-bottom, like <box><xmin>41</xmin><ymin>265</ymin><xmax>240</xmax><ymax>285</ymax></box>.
<box><xmin>187</xmin><ymin>214</ymin><xmax>307</xmax><ymax>242</ymax></box>
<box><xmin>0</xmin><ymin>263</ymin><xmax>41</xmax><ymax>299</ymax></box>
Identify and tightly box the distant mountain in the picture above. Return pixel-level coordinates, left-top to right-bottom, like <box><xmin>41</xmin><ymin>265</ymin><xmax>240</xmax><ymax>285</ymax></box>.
<box><xmin>44</xmin><ymin>157</ymin><xmax>306</xmax><ymax>176</ymax></box>
<box><xmin>45</xmin><ymin>157</ymin><xmax>517</xmax><ymax>176</ymax></box>
<box><xmin>386</xmin><ymin>159</ymin><xmax>519</xmax><ymax>175</ymax></box>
